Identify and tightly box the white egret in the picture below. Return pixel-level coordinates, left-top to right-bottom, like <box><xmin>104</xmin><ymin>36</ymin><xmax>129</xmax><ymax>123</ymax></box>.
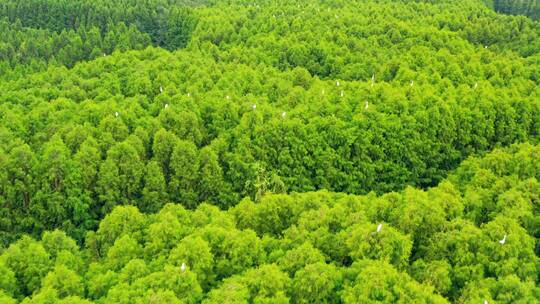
<box><xmin>340</xmin><ymin>90</ymin><xmax>344</xmax><ymax>97</ymax></box>
<box><xmin>410</xmin><ymin>80</ymin><xmax>414</xmax><ymax>87</ymax></box>
<box><xmin>282</xmin><ymin>112</ymin><xmax>286</xmax><ymax>118</ymax></box>
<box><xmin>165</xmin><ymin>103</ymin><xmax>169</xmax><ymax>108</ymax></box>
<box><xmin>160</xmin><ymin>86</ymin><xmax>163</xmax><ymax>93</ymax></box>
<box><xmin>181</xmin><ymin>263</ymin><xmax>186</xmax><ymax>272</ymax></box>
<box><xmin>474</xmin><ymin>83</ymin><xmax>478</xmax><ymax>90</ymax></box>
<box><xmin>252</xmin><ymin>104</ymin><xmax>257</xmax><ymax>110</ymax></box>
<box><xmin>115</xmin><ymin>112</ymin><xmax>119</xmax><ymax>117</ymax></box>
<box><xmin>376</xmin><ymin>223</ymin><xmax>383</xmax><ymax>233</ymax></box>
<box><xmin>336</xmin><ymin>80</ymin><xmax>340</xmax><ymax>86</ymax></box>
<box><xmin>365</xmin><ymin>101</ymin><xmax>369</xmax><ymax>110</ymax></box>
<box><xmin>499</xmin><ymin>234</ymin><xmax>507</xmax><ymax>245</ymax></box>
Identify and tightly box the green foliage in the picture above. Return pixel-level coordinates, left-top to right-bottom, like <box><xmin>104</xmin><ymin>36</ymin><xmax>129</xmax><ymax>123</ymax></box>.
<box><xmin>341</xmin><ymin>260</ymin><xmax>449</xmax><ymax>303</ymax></box>
<box><xmin>0</xmin><ymin>0</ymin><xmax>539</xmax><ymax>246</ymax></box>
<box><xmin>0</xmin><ymin>0</ymin><xmax>539</xmax><ymax>303</ymax></box>
<box><xmin>492</xmin><ymin>0</ymin><xmax>540</xmax><ymax>19</ymax></box>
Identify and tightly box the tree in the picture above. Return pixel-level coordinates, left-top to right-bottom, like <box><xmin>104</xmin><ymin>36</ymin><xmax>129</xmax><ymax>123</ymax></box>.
<box><xmin>198</xmin><ymin>146</ymin><xmax>230</xmax><ymax>207</ymax></box>
<box><xmin>341</xmin><ymin>260</ymin><xmax>448</xmax><ymax>304</ymax></box>
<box><xmin>41</xmin><ymin>265</ymin><xmax>84</xmax><ymax>298</ymax></box>
<box><xmin>151</xmin><ymin>129</ymin><xmax>178</xmax><ymax>181</ymax></box>
<box><xmin>169</xmin><ymin>140</ymin><xmax>199</xmax><ymax>208</ymax></box>
<box><xmin>345</xmin><ymin>222</ymin><xmax>413</xmax><ymax>269</ymax></box>
<box><xmin>0</xmin><ymin>236</ymin><xmax>52</xmax><ymax>296</ymax></box>
<box><xmin>141</xmin><ymin>161</ymin><xmax>167</xmax><ymax>213</ymax></box>
<box><xmin>291</xmin><ymin>262</ymin><xmax>342</xmax><ymax>304</ymax></box>
<box><xmin>169</xmin><ymin>235</ymin><xmax>215</xmax><ymax>289</ymax></box>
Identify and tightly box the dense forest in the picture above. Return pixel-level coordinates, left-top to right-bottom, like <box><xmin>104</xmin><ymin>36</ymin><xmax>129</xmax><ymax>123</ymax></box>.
<box><xmin>490</xmin><ymin>0</ymin><xmax>540</xmax><ymax>19</ymax></box>
<box><xmin>0</xmin><ymin>0</ymin><xmax>538</xmax><ymax>303</ymax></box>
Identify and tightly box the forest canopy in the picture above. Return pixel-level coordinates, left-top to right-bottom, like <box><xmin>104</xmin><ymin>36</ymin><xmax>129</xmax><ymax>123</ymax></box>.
<box><xmin>0</xmin><ymin>0</ymin><xmax>538</xmax><ymax>303</ymax></box>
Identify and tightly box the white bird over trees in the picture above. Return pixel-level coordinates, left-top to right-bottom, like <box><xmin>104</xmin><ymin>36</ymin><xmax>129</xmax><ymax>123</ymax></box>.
<box><xmin>252</xmin><ymin>104</ymin><xmax>257</xmax><ymax>110</ymax></box>
<box><xmin>365</xmin><ymin>101</ymin><xmax>369</xmax><ymax>110</ymax></box>
<box><xmin>181</xmin><ymin>263</ymin><xmax>186</xmax><ymax>272</ymax></box>
<box><xmin>115</xmin><ymin>112</ymin><xmax>119</xmax><ymax>117</ymax></box>
<box><xmin>336</xmin><ymin>80</ymin><xmax>340</xmax><ymax>86</ymax></box>
<box><xmin>340</xmin><ymin>90</ymin><xmax>344</xmax><ymax>97</ymax></box>
<box><xmin>282</xmin><ymin>112</ymin><xmax>286</xmax><ymax>118</ymax></box>
<box><xmin>484</xmin><ymin>300</ymin><xmax>489</xmax><ymax>304</ymax></box>
<box><xmin>376</xmin><ymin>223</ymin><xmax>383</xmax><ymax>233</ymax></box>
<box><xmin>499</xmin><ymin>234</ymin><xmax>507</xmax><ymax>245</ymax></box>
<box><xmin>160</xmin><ymin>86</ymin><xmax>163</xmax><ymax>93</ymax></box>
<box><xmin>410</xmin><ymin>80</ymin><xmax>414</xmax><ymax>87</ymax></box>
<box><xmin>474</xmin><ymin>83</ymin><xmax>478</xmax><ymax>89</ymax></box>
<box><xmin>187</xmin><ymin>92</ymin><xmax>191</xmax><ymax>97</ymax></box>
<box><xmin>165</xmin><ymin>103</ymin><xmax>169</xmax><ymax>108</ymax></box>
<box><xmin>226</xmin><ymin>95</ymin><xmax>230</xmax><ymax>100</ymax></box>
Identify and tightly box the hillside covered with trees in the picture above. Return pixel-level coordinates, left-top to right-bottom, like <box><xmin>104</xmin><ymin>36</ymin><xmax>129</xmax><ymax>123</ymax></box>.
<box><xmin>0</xmin><ymin>0</ymin><xmax>538</xmax><ymax>303</ymax></box>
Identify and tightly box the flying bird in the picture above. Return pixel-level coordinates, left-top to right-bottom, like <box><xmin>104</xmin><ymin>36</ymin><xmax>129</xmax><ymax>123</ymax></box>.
<box><xmin>252</xmin><ymin>104</ymin><xmax>257</xmax><ymax>110</ymax></box>
<box><xmin>376</xmin><ymin>223</ymin><xmax>383</xmax><ymax>233</ymax></box>
<box><xmin>187</xmin><ymin>92</ymin><xmax>191</xmax><ymax>97</ymax></box>
<box><xmin>282</xmin><ymin>111</ymin><xmax>286</xmax><ymax>118</ymax></box>
<box><xmin>115</xmin><ymin>112</ymin><xmax>119</xmax><ymax>117</ymax></box>
<box><xmin>226</xmin><ymin>95</ymin><xmax>230</xmax><ymax>100</ymax></box>
<box><xmin>160</xmin><ymin>86</ymin><xmax>163</xmax><ymax>93</ymax></box>
<box><xmin>181</xmin><ymin>263</ymin><xmax>186</xmax><ymax>272</ymax></box>
<box><xmin>336</xmin><ymin>80</ymin><xmax>340</xmax><ymax>86</ymax></box>
<box><xmin>410</xmin><ymin>80</ymin><xmax>414</xmax><ymax>87</ymax></box>
<box><xmin>340</xmin><ymin>90</ymin><xmax>344</xmax><ymax>97</ymax></box>
<box><xmin>165</xmin><ymin>103</ymin><xmax>169</xmax><ymax>108</ymax></box>
<box><xmin>365</xmin><ymin>101</ymin><xmax>369</xmax><ymax>110</ymax></box>
<box><xmin>499</xmin><ymin>234</ymin><xmax>507</xmax><ymax>245</ymax></box>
